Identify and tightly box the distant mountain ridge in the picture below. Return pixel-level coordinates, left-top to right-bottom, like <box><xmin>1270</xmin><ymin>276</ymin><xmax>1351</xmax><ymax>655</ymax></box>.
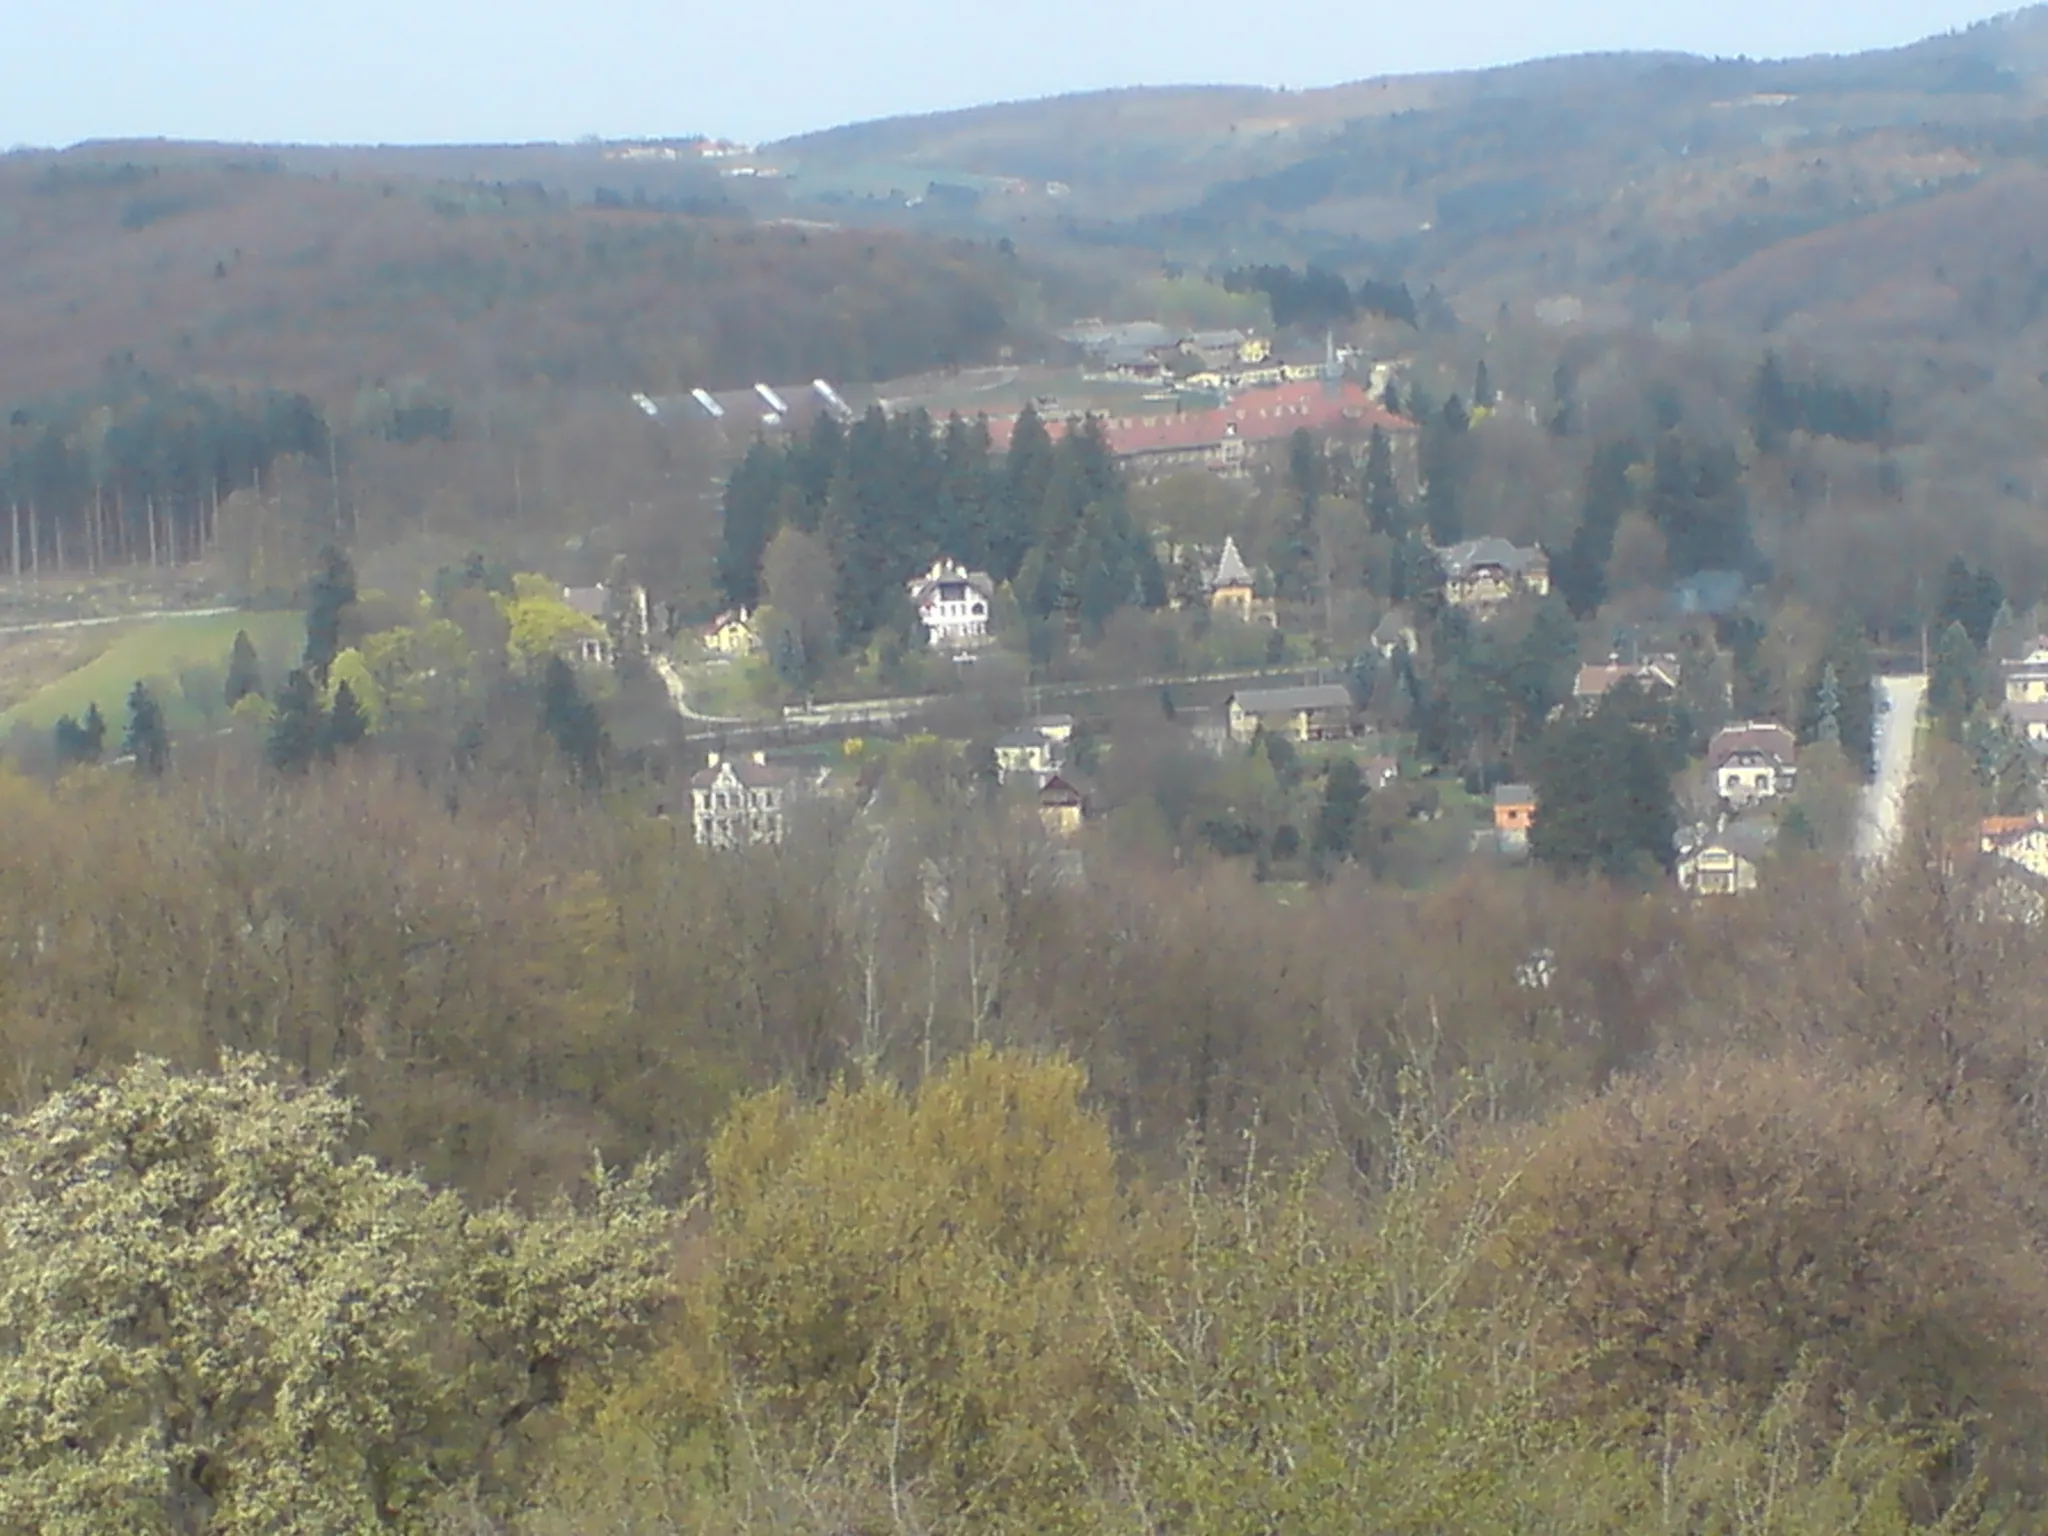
<box><xmin>760</xmin><ymin>5</ymin><xmax>2048</xmax><ymax>340</ymax></box>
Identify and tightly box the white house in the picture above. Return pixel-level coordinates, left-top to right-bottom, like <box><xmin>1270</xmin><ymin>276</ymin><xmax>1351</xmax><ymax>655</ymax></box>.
<box><xmin>689</xmin><ymin>751</ymin><xmax>804</xmax><ymax>849</ymax></box>
<box><xmin>1707</xmin><ymin>722</ymin><xmax>1798</xmax><ymax>806</ymax></box>
<box><xmin>908</xmin><ymin>559</ymin><xmax>996</xmax><ymax>649</ymax></box>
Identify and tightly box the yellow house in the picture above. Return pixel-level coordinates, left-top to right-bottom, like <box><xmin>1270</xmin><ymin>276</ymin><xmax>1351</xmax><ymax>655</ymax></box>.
<box><xmin>703</xmin><ymin>607</ymin><xmax>761</xmax><ymax>657</ymax></box>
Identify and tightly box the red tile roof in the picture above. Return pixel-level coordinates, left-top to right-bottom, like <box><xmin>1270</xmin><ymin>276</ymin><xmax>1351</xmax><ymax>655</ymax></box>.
<box><xmin>985</xmin><ymin>380</ymin><xmax>1411</xmax><ymax>459</ymax></box>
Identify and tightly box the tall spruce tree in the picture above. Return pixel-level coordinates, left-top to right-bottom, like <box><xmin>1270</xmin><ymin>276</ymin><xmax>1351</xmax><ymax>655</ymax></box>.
<box><xmin>715</xmin><ymin>440</ymin><xmax>790</xmax><ymax>610</ymax></box>
<box><xmin>266</xmin><ymin>669</ymin><xmax>325</xmax><ymax>773</ymax></box>
<box><xmin>122</xmin><ymin>681</ymin><xmax>170</xmax><ymax>778</ymax></box>
<box><xmin>540</xmin><ymin>655</ymin><xmax>605</xmax><ymax>785</ymax></box>
<box><xmin>53</xmin><ymin>715</ymin><xmax>88</xmax><ymax>767</ymax></box>
<box><xmin>225</xmin><ymin>629</ymin><xmax>263</xmax><ymax>706</ymax></box>
<box><xmin>80</xmin><ymin>702</ymin><xmax>105</xmax><ymax>763</ymax></box>
<box><xmin>326</xmin><ymin>680</ymin><xmax>370</xmax><ymax>750</ymax></box>
<box><xmin>1362</xmin><ymin>425</ymin><xmax>1402</xmax><ymax>536</ymax></box>
<box><xmin>1530</xmin><ymin>707</ymin><xmax>1678</xmax><ymax>878</ymax></box>
<box><xmin>1420</xmin><ymin>395</ymin><xmax>1470</xmax><ymax>545</ymax></box>
<box><xmin>1928</xmin><ymin>620</ymin><xmax>1980</xmax><ymax>736</ymax></box>
<box><xmin>302</xmin><ymin>545</ymin><xmax>357</xmax><ymax>687</ymax></box>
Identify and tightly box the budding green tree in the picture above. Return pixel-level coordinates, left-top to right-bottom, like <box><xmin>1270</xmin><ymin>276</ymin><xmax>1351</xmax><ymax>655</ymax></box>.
<box><xmin>0</xmin><ymin>1053</ymin><xmax>674</xmax><ymax>1535</ymax></box>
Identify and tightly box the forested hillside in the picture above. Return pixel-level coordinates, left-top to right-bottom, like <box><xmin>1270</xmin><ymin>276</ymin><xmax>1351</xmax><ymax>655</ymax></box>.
<box><xmin>0</xmin><ymin>153</ymin><xmax>1038</xmax><ymax>404</ymax></box>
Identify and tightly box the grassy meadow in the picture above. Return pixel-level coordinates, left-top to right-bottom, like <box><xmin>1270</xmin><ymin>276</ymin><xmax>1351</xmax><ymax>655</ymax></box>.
<box><xmin>0</xmin><ymin>610</ymin><xmax>305</xmax><ymax>739</ymax></box>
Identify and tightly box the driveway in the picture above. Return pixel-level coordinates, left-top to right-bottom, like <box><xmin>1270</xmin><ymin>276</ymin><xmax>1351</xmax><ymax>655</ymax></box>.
<box><xmin>1853</xmin><ymin>673</ymin><xmax>1926</xmax><ymax>872</ymax></box>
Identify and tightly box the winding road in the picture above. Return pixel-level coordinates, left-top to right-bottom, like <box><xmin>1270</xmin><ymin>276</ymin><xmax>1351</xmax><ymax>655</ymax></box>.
<box><xmin>1852</xmin><ymin>672</ymin><xmax>1926</xmax><ymax>874</ymax></box>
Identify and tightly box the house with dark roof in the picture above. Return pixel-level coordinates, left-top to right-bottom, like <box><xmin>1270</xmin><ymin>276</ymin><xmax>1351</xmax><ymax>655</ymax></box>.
<box><xmin>1708</xmin><ymin>721</ymin><xmax>1798</xmax><ymax>805</ymax></box>
<box><xmin>1437</xmin><ymin>538</ymin><xmax>1550</xmax><ymax>609</ymax></box>
<box><xmin>908</xmin><ymin>559</ymin><xmax>996</xmax><ymax>649</ymax></box>
<box><xmin>1226</xmin><ymin>683</ymin><xmax>1359</xmax><ymax>745</ymax></box>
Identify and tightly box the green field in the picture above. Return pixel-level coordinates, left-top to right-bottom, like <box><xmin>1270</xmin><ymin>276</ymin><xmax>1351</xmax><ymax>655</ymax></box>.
<box><xmin>0</xmin><ymin>610</ymin><xmax>306</xmax><ymax>738</ymax></box>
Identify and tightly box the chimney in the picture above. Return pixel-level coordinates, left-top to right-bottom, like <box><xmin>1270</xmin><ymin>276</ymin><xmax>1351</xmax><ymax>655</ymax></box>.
<box><xmin>705</xmin><ymin>750</ymin><xmax>720</xmax><ymax>768</ymax></box>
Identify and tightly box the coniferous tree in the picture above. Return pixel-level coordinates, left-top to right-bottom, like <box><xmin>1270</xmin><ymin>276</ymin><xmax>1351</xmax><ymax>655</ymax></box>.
<box><xmin>1928</xmin><ymin>620</ymin><xmax>1980</xmax><ymax>736</ymax></box>
<box><xmin>266</xmin><ymin>669</ymin><xmax>324</xmax><ymax>773</ymax></box>
<box><xmin>52</xmin><ymin>715</ymin><xmax>88</xmax><ymax>767</ymax></box>
<box><xmin>1420</xmin><ymin>395</ymin><xmax>1470</xmax><ymax>546</ymax></box>
<box><xmin>225</xmin><ymin>628</ymin><xmax>263</xmax><ymax>707</ymax></box>
<box><xmin>302</xmin><ymin>545</ymin><xmax>357</xmax><ymax>687</ymax></box>
<box><xmin>122</xmin><ymin>680</ymin><xmax>169</xmax><ymax>778</ymax></box>
<box><xmin>1472</xmin><ymin>359</ymin><xmax>1495</xmax><ymax>410</ymax></box>
<box><xmin>540</xmin><ymin>654</ymin><xmax>605</xmax><ymax>785</ymax></box>
<box><xmin>80</xmin><ymin>701</ymin><xmax>105</xmax><ymax>763</ymax></box>
<box><xmin>1311</xmin><ymin>757</ymin><xmax>1368</xmax><ymax>873</ymax></box>
<box><xmin>1529</xmin><ymin>708</ymin><xmax>1678</xmax><ymax>878</ymax></box>
<box><xmin>326</xmin><ymin>679</ymin><xmax>370</xmax><ymax>750</ymax></box>
<box><xmin>715</xmin><ymin>440</ymin><xmax>789</xmax><ymax>609</ymax></box>
<box><xmin>1362</xmin><ymin>425</ymin><xmax>1402</xmax><ymax>536</ymax></box>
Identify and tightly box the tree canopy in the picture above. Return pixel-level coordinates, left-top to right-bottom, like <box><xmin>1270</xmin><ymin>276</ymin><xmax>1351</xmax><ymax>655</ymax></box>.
<box><xmin>0</xmin><ymin>1053</ymin><xmax>672</xmax><ymax>1535</ymax></box>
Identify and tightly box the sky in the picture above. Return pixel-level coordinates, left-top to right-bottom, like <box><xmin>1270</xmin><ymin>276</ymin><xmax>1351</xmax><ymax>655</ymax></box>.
<box><xmin>0</xmin><ymin>0</ymin><xmax>2027</xmax><ymax>150</ymax></box>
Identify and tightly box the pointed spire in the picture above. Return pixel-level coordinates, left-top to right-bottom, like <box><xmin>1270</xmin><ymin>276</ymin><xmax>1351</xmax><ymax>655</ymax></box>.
<box><xmin>1212</xmin><ymin>535</ymin><xmax>1253</xmax><ymax>590</ymax></box>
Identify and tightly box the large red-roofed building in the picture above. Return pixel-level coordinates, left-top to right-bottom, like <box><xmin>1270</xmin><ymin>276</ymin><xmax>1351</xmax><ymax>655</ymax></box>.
<box><xmin>985</xmin><ymin>379</ymin><xmax>1410</xmax><ymax>479</ymax></box>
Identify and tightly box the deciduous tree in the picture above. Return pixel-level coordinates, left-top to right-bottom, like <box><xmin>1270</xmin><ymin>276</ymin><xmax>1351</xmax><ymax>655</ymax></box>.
<box><xmin>0</xmin><ymin>1053</ymin><xmax>672</xmax><ymax>1535</ymax></box>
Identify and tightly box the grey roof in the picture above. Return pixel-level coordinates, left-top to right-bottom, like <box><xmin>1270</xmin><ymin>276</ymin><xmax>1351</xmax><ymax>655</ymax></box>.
<box><xmin>1696</xmin><ymin>821</ymin><xmax>1775</xmax><ymax>860</ymax></box>
<box><xmin>1438</xmin><ymin>537</ymin><xmax>1544</xmax><ymax>578</ymax></box>
<box><xmin>1494</xmin><ymin>783</ymin><xmax>1535</xmax><ymax>806</ymax></box>
<box><xmin>1230</xmin><ymin>683</ymin><xmax>1355</xmax><ymax>714</ymax></box>
<box><xmin>1211</xmin><ymin>536</ymin><xmax>1255</xmax><ymax>589</ymax></box>
<box><xmin>561</xmin><ymin>584</ymin><xmax>608</xmax><ymax>621</ymax></box>
<box><xmin>2004</xmin><ymin>699</ymin><xmax>2048</xmax><ymax>723</ymax></box>
<box><xmin>997</xmin><ymin>726</ymin><xmax>1054</xmax><ymax>750</ymax></box>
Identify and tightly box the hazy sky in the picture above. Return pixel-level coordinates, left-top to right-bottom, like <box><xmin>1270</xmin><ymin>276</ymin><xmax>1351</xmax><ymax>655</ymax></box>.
<box><xmin>0</xmin><ymin>0</ymin><xmax>2023</xmax><ymax>149</ymax></box>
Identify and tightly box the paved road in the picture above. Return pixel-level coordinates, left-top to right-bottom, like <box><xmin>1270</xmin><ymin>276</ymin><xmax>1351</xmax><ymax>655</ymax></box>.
<box><xmin>1853</xmin><ymin>673</ymin><xmax>1926</xmax><ymax>873</ymax></box>
<box><xmin>0</xmin><ymin>605</ymin><xmax>239</xmax><ymax>638</ymax></box>
<box><xmin>665</xmin><ymin>659</ymin><xmax>1337</xmax><ymax>742</ymax></box>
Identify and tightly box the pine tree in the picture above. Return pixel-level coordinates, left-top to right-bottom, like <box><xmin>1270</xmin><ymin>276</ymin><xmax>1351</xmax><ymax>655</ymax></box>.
<box><xmin>52</xmin><ymin>715</ymin><xmax>87</xmax><ymax>767</ymax></box>
<box><xmin>540</xmin><ymin>655</ymin><xmax>605</xmax><ymax>785</ymax></box>
<box><xmin>80</xmin><ymin>702</ymin><xmax>105</xmax><ymax>763</ymax></box>
<box><xmin>1928</xmin><ymin>620</ymin><xmax>1980</xmax><ymax>736</ymax></box>
<box><xmin>1473</xmin><ymin>358</ymin><xmax>1495</xmax><ymax>409</ymax></box>
<box><xmin>266</xmin><ymin>669</ymin><xmax>324</xmax><ymax>773</ymax></box>
<box><xmin>715</xmin><ymin>440</ymin><xmax>790</xmax><ymax>609</ymax></box>
<box><xmin>1311</xmin><ymin>757</ymin><xmax>1368</xmax><ymax>872</ymax></box>
<box><xmin>302</xmin><ymin>545</ymin><xmax>357</xmax><ymax>687</ymax></box>
<box><xmin>1362</xmin><ymin>425</ymin><xmax>1402</xmax><ymax>536</ymax></box>
<box><xmin>122</xmin><ymin>680</ymin><xmax>170</xmax><ymax>778</ymax></box>
<box><xmin>225</xmin><ymin>628</ymin><xmax>263</xmax><ymax>706</ymax></box>
<box><xmin>326</xmin><ymin>679</ymin><xmax>370</xmax><ymax>750</ymax></box>
<box><xmin>992</xmin><ymin>406</ymin><xmax>1055</xmax><ymax>584</ymax></box>
<box><xmin>1530</xmin><ymin>709</ymin><xmax>1679</xmax><ymax>878</ymax></box>
<box><xmin>1420</xmin><ymin>396</ymin><xmax>1470</xmax><ymax>545</ymax></box>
